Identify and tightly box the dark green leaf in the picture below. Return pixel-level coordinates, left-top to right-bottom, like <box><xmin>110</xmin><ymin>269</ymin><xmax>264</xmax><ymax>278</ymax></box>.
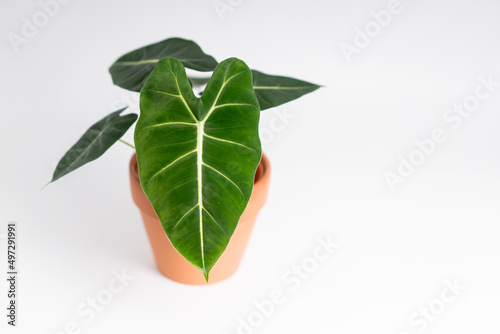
<box><xmin>109</xmin><ymin>38</ymin><xmax>218</xmax><ymax>92</ymax></box>
<box><xmin>252</xmin><ymin>70</ymin><xmax>321</xmax><ymax>110</ymax></box>
<box><xmin>49</xmin><ymin>108</ymin><xmax>137</xmax><ymax>184</ymax></box>
<box><xmin>135</xmin><ymin>58</ymin><xmax>261</xmax><ymax>281</ymax></box>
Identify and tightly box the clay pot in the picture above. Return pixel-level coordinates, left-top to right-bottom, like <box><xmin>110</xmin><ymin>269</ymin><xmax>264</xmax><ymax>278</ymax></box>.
<box><xmin>129</xmin><ymin>154</ymin><xmax>271</xmax><ymax>285</ymax></box>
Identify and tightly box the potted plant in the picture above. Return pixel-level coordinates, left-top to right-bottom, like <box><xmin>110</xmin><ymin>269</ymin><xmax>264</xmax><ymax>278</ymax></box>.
<box><xmin>48</xmin><ymin>38</ymin><xmax>320</xmax><ymax>284</ymax></box>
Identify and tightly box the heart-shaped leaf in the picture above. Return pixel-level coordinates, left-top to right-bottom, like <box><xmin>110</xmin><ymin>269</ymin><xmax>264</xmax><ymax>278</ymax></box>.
<box><xmin>135</xmin><ymin>58</ymin><xmax>261</xmax><ymax>280</ymax></box>
<box><xmin>109</xmin><ymin>38</ymin><xmax>218</xmax><ymax>92</ymax></box>
<box><xmin>251</xmin><ymin>70</ymin><xmax>321</xmax><ymax>110</ymax></box>
<box><xmin>49</xmin><ymin>108</ymin><xmax>137</xmax><ymax>184</ymax></box>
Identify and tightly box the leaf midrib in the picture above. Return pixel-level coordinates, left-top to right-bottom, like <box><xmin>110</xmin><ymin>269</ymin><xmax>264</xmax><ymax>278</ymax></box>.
<box><xmin>144</xmin><ymin>67</ymin><xmax>245</xmax><ymax>274</ymax></box>
<box><xmin>115</xmin><ymin>57</ymin><xmax>213</xmax><ymax>67</ymax></box>
<box><xmin>57</xmin><ymin>127</ymin><xmax>105</xmax><ymax>178</ymax></box>
<box><xmin>253</xmin><ymin>86</ymin><xmax>315</xmax><ymax>90</ymax></box>
<box><xmin>194</xmin><ymin>71</ymin><xmax>240</xmax><ymax>272</ymax></box>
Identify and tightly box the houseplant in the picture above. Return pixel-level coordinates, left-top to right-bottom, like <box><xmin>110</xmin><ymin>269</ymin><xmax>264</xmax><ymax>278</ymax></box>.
<box><xmin>48</xmin><ymin>38</ymin><xmax>320</xmax><ymax>283</ymax></box>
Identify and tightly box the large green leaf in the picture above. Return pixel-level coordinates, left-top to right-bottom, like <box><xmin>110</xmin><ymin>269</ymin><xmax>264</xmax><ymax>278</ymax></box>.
<box><xmin>109</xmin><ymin>38</ymin><xmax>218</xmax><ymax>92</ymax></box>
<box><xmin>48</xmin><ymin>108</ymin><xmax>137</xmax><ymax>184</ymax></box>
<box><xmin>135</xmin><ymin>57</ymin><xmax>261</xmax><ymax>281</ymax></box>
<box><xmin>251</xmin><ymin>70</ymin><xmax>321</xmax><ymax>110</ymax></box>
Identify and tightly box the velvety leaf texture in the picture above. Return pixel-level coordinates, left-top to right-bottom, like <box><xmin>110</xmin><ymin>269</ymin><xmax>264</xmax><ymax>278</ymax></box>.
<box><xmin>109</xmin><ymin>38</ymin><xmax>320</xmax><ymax>109</ymax></box>
<box><xmin>251</xmin><ymin>70</ymin><xmax>321</xmax><ymax>110</ymax></box>
<box><xmin>135</xmin><ymin>57</ymin><xmax>261</xmax><ymax>280</ymax></box>
<box><xmin>49</xmin><ymin>108</ymin><xmax>137</xmax><ymax>184</ymax></box>
<box><xmin>109</xmin><ymin>38</ymin><xmax>218</xmax><ymax>92</ymax></box>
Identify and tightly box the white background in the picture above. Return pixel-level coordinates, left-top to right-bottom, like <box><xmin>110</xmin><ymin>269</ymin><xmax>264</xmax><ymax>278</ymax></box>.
<box><xmin>1</xmin><ymin>0</ymin><xmax>500</xmax><ymax>333</ymax></box>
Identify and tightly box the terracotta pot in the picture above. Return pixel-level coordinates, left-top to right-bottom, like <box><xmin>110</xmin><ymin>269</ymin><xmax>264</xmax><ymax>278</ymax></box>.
<box><xmin>129</xmin><ymin>154</ymin><xmax>271</xmax><ymax>285</ymax></box>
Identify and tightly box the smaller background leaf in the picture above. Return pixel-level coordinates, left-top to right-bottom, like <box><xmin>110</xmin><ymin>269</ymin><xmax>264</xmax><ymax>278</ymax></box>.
<box><xmin>109</xmin><ymin>38</ymin><xmax>218</xmax><ymax>92</ymax></box>
<box><xmin>49</xmin><ymin>108</ymin><xmax>137</xmax><ymax>184</ymax></box>
<box><xmin>252</xmin><ymin>70</ymin><xmax>321</xmax><ymax>110</ymax></box>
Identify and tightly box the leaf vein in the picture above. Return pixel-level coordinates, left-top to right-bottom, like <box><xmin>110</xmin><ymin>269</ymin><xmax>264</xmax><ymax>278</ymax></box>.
<box><xmin>202</xmin><ymin>163</ymin><xmax>244</xmax><ymax>195</ymax></box>
<box><xmin>149</xmin><ymin>149</ymin><xmax>196</xmax><ymax>182</ymax></box>
<box><xmin>203</xmin><ymin>133</ymin><xmax>255</xmax><ymax>152</ymax></box>
<box><xmin>143</xmin><ymin>121</ymin><xmax>197</xmax><ymax>129</ymax></box>
<box><xmin>202</xmin><ymin>208</ymin><xmax>229</xmax><ymax>238</ymax></box>
<box><xmin>171</xmin><ymin>204</ymin><xmax>199</xmax><ymax>232</ymax></box>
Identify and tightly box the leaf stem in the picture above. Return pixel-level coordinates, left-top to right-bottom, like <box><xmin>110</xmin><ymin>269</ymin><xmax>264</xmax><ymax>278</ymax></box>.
<box><xmin>119</xmin><ymin>139</ymin><xmax>135</xmax><ymax>149</ymax></box>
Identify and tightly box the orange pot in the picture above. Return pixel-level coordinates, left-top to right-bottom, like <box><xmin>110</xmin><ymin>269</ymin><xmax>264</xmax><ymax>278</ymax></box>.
<box><xmin>129</xmin><ymin>154</ymin><xmax>271</xmax><ymax>285</ymax></box>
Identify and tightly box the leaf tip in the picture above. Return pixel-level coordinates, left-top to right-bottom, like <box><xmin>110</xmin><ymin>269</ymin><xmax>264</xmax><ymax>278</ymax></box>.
<box><xmin>203</xmin><ymin>270</ymin><xmax>210</xmax><ymax>283</ymax></box>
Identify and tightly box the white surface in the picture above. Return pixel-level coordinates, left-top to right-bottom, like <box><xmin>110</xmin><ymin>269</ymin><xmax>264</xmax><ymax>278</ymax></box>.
<box><xmin>1</xmin><ymin>0</ymin><xmax>500</xmax><ymax>333</ymax></box>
